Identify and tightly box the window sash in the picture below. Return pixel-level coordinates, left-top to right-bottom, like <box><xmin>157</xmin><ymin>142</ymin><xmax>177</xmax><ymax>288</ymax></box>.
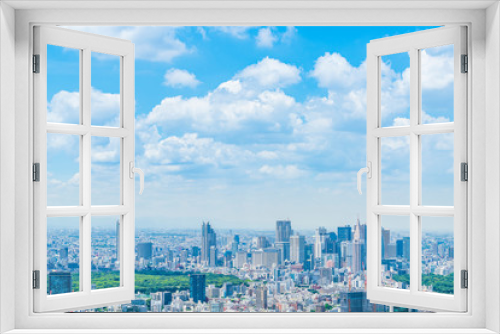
<box><xmin>366</xmin><ymin>26</ymin><xmax>468</xmax><ymax>312</ymax></box>
<box><xmin>33</xmin><ymin>25</ymin><xmax>136</xmax><ymax>312</ymax></box>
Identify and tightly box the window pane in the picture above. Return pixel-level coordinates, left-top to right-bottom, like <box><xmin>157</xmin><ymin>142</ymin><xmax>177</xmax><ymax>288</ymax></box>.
<box><xmin>91</xmin><ymin>137</ymin><xmax>121</xmax><ymax>205</ymax></box>
<box><xmin>380</xmin><ymin>52</ymin><xmax>410</xmax><ymax>127</ymax></box>
<box><xmin>47</xmin><ymin>133</ymin><xmax>80</xmax><ymax>206</ymax></box>
<box><xmin>47</xmin><ymin>45</ymin><xmax>80</xmax><ymax>124</ymax></box>
<box><xmin>420</xmin><ymin>216</ymin><xmax>454</xmax><ymax>295</ymax></box>
<box><xmin>381</xmin><ymin>136</ymin><xmax>410</xmax><ymax>205</ymax></box>
<box><xmin>47</xmin><ymin>217</ymin><xmax>80</xmax><ymax>295</ymax></box>
<box><xmin>380</xmin><ymin>215</ymin><xmax>410</xmax><ymax>290</ymax></box>
<box><xmin>421</xmin><ymin>133</ymin><xmax>454</xmax><ymax>206</ymax></box>
<box><xmin>91</xmin><ymin>52</ymin><xmax>121</xmax><ymax>127</ymax></box>
<box><xmin>421</xmin><ymin>45</ymin><xmax>454</xmax><ymax>124</ymax></box>
<box><xmin>91</xmin><ymin>215</ymin><xmax>121</xmax><ymax>290</ymax></box>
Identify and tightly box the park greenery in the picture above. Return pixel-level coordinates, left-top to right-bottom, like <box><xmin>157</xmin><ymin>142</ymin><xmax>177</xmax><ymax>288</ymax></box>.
<box><xmin>70</xmin><ymin>270</ymin><xmax>249</xmax><ymax>294</ymax></box>
<box><xmin>392</xmin><ymin>273</ymin><xmax>454</xmax><ymax>295</ymax></box>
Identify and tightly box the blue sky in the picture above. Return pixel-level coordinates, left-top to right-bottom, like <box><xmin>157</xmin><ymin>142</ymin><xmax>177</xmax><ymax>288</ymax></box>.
<box><xmin>46</xmin><ymin>26</ymin><xmax>455</xmax><ymax>231</ymax></box>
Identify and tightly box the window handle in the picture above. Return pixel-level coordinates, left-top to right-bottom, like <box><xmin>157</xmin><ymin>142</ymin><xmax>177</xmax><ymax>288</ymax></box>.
<box><xmin>129</xmin><ymin>162</ymin><xmax>145</xmax><ymax>195</ymax></box>
<box><xmin>357</xmin><ymin>162</ymin><xmax>372</xmax><ymax>195</ymax></box>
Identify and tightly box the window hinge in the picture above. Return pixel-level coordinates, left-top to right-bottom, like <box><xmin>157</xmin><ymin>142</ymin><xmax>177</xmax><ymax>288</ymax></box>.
<box><xmin>33</xmin><ymin>54</ymin><xmax>40</xmax><ymax>73</ymax></box>
<box><xmin>33</xmin><ymin>163</ymin><xmax>40</xmax><ymax>182</ymax></box>
<box><xmin>461</xmin><ymin>162</ymin><xmax>468</xmax><ymax>182</ymax></box>
<box><xmin>461</xmin><ymin>270</ymin><xmax>468</xmax><ymax>289</ymax></box>
<box><xmin>33</xmin><ymin>270</ymin><xmax>40</xmax><ymax>289</ymax></box>
<box><xmin>461</xmin><ymin>54</ymin><xmax>468</xmax><ymax>73</ymax></box>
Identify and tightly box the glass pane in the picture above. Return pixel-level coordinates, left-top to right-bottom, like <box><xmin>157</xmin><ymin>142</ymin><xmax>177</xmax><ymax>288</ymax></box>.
<box><xmin>421</xmin><ymin>133</ymin><xmax>454</xmax><ymax>206</ymax></box>
<box><xmin>380</xmin><ymin>215</ymin><xmax>410</xmax><ymax>290</ymax></box>
<box><xmin>47</xmin><ymin>45</ymin><xmax>80</xmax><ymax>124</ymax></box>
<box><xmin>47</xmin><ymin>217</ymin><xmax>80</xmax><ymax>295</ymax></box>
<box><xmin>91</xmin><ymin>215</ymin><xmax>121</xmax><ymax>290</ymax></box>
<box><xmin>380</xmin><ymin>52</ymin><xmax>410</xmax><ymax>127</ymax></box>
<box><xmin>421</xmin><ymin>45</ymin><xmax>454</xmax><ymax>124</ymax></box>
<box><xmin>91</xmin><ymin>137</ymin><xmax>121</xmax><ymax>205</ymax></box>
<box><xmin>47</xmin><ymin>133</ymin><xmax>80</xmax><ymax>206</ymax></box>
<box><xmin>91</xmin><ymin>52</ymin><xmax>121</xmax><ymax>127</ymax></box>
<box><xmin>421</xmin><ymin>217</ymin><xmax>454</xmax><ymax>295</ymax></box>
<box><xmin>381</xmin><ymin>136</ymin><xmax>410</xmax><ymax>205</ymax></box>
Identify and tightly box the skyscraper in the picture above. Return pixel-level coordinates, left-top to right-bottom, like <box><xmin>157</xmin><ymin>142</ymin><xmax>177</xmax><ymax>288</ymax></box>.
<box><xmin>314</xmin><ymin>227</ymin><xmax>327</xmax><ymax>258</ymax></box>
<box><xmin>137</xmin><ymin>242</ymin><xmax>153</xmax><ymax>260</ymax></box>
<box><xmin>275</xmin><ymin>220</ymin><xmax>291</xmax><ymax>262</ymax></box>
<box><xmin>256</xmin><ymin>285</ymin><xmax>268</xmax><ymax>310</ymax></box>
<box><xmin>403</xmin><ymin>237</ymin><xmax>410</xmax><ymax>261</ymax></box>
<box><xmin>381</xmin><ymin>229</ymin><xmax>391</xmax><ymax>259</ymax></box>
<box><xmin>190</xmin><ymin>274</ymin><xmax>206</xmax><ymax>303</ymax></box>
<box><xmin>201</xmin><ymin>221</ymin><xmax>216</xmax><ymax>264</ymax></box>
<box><xmin>290</xmin><ymin>234</ymin><xmax>305</xmax><ymax>263</ymax></box>
<box><xmin>209</xmin><ymin>246</ymin><xmax>218</xmax><ymax>267</ymax></box>
<box><xmin>338</xmin><ymin>225</ymin><xmax>352</xmax><ymax>243</ymax></box>
<box><xmin>275</xmin><ymin>220</ymin><xmax>292</xmax><ymax>243</ymax></box>
<box><xmin>48</xmin><ymin>271</ymin><xmax>72</xmax><ymax>295</ymax></box>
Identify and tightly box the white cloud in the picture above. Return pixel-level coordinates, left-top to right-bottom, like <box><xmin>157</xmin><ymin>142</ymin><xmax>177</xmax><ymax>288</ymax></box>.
<box><xmin>143</xmin><ymin>133</ymin><xmax>252</xmax><ymax>167</ymax></box>
<box><xmin>281</xmin><ymin>27</ymin><xmax>297</xmax><ymax>44</ymax></box>
<box><xmin>47</xmin><ymin>88</ymin><xmax>120</xmax><ymax>127</ymax></box>
<box><xmin>259</xmin><ymin>164</ymin><xmax>306</xmax><ymax>179</ymax></box>
<box><xmin>310</xmin><ymin>52</ymin><xmax>366</xmax><ymax>91</ymax></box>
<box><xmin>164</xmin><ymin>68</ymin><xmax>201</xmax><ymax>88</ymax></box>
<box><xmin>212</xmin><ymin>27</ymin><xmax>252</xmax><ymax>39</ymax></box>
<box><xmin>236</xmin><ymin>57</ymin><xmax>301</xmax><ymax>89</ymax></box>
<box><xmin>67</xmin><ymin>26</ymin><xmax>194</xmax><ymax>63</ymax></box>
<box><xmin>256</xmin><ymin>27</ymin><xmax>278</xmax><ymax>48</ymax></box>
<box><xmin>421</xmin><ymin>46</ymin><xmax>454</xmax><ymax>90</ymax></box>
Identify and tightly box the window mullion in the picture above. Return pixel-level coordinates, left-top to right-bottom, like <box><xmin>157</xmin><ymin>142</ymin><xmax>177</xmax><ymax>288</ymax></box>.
<box><xmin>82</xmin><ymin>47</ymin><xmax>92</xmax><ymax>294</ymax></box>
<box><xmin>409</xmin><ymin>47</ymin><xmax>420</xmax><ymax>294</ymax></box>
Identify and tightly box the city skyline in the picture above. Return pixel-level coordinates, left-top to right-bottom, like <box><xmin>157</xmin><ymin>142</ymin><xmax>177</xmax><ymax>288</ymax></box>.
<box><xmin>46</xmin><ymin>25</ymin><xmax>454</xmax><ymax>231</ymax></box>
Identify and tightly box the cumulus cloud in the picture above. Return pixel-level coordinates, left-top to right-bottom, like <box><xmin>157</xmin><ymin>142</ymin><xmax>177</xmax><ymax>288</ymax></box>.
<box><xmin>67</xmin><ymin>26</ymin><xmax>194</xmax><ymax>63</ymax></box>
<box><xmin>236</xmin><ymin>57</ymin><xmax>301</xmax><ymax>89</ymax></box>
<box><xmin>143</xmin><ymin>133</ymin><xmax>253</xmax><ymax>167</ymax></box>
<box><xmin>310</xmin><ymin>52</ymin><xmax>366</xmax><ymax>91</ymax></box>
<box><xmin>421</xmin><ymin>45</ymin><xmax>454</xmax><ymax>90</ymax></box>
<box><xmin>139</xmin><ymin>58</ymin><xmax>300</xmax><ymax>133</ymax></box>
<box><xmin>164</xmin><ymin>68</ymin><xmax>201</xmax><ymax>88</ymax></box>
<box><xmin>256</xmin><ymin>27</ymin><xmax>278</xmax><ymax>48</ymax></box>
<box><xmin>47</xmin><ymin>88</ymin><xmax>120</xmax><ymax>127</ymax></box>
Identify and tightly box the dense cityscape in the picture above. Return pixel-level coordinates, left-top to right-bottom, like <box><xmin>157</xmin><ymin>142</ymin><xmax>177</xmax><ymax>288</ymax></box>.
<box><xmin>46</xmin><ymin>218</ymin><xmax>454</xmax><ymax>313</ymax></box>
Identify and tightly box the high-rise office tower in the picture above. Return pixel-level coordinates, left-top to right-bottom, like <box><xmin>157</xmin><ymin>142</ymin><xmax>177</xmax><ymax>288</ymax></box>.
<box><xmin>351</xmin><ymin>240</ymin><xmax>363</xmax><ymax>273</ymax></box>
<box><xmin>137</xmin><ymin>242</ymin><xmax>153</xmax><ymax>260</ymax></box>
<box><xmin>381</xmin><ymin>229</ymin><xmax>391</xmax><ymax>259</ymax></box>
<box><xmin>263</xmin><ymin>248</ymin><xmax>280</xmax><ymax>268</ymax></box>
<box><xmin>290</xmin><ymin>234</ymin><xmax>305</xmax><ymax>263</ymax></box>
<box><xmin>314</xmin><ymin>227</ymin><xmax>327</xmax><ymax>258</ymax></box>
<box><xmin>256</xmin><ymin>236</ymin><xmax>269</xmax><ymax>249</ymax></box>
<box><xmin>201</xmin><ymin>221</ymin><xmax>216</xmax><ymax>264</ymax></box>
<box><xmin>275</xmin><ymin>220</ymin><xmax>292</xmax><ymax>243</ymax></box>
<box><xmin>189</xmin><ymin>274</ymin><xmax>206</xmax><ymax>303</ymax></box>
<box><xmin>256</xmin><ymin>285</ymin><xmax>268</xmax><ymax>310</ymax></box>
<box><xmin>48</xmin><ymin>271</ymin><xmax>72</xmax><ymax>295</ymax></box>
<box><xmin>396</xmin><ymin>239</ymin><xmax>404</xmax><ymax>258</ymax></box>
<box><xmin>209</xmin><ymin>246</ymin><xmax>218</xmax><ymax>267</ymax></box>
<box><xmin>275</xmin><ymin>220</ymin><xmax>291</xmax><ymax>262</ymax></box>
<box><xmin>338</xmin><ymin>225</ymin><xmax>352</xmax><ymax>243</ymax></box>
<box><xmin>403</xmin><ymin>237</ymin><xmax>410</xmax><ymax>261</ymax></box>
<box><xmin>115</xmin><ymin>219</ymin><xmax>120</xmax><ymax>261</ymax></box>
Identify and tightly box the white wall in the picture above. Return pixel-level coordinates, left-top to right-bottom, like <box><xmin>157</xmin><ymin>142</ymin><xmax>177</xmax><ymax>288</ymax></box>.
<box><xmin>0</xmin><ymin>2</ymin><xmax>16</xmax><ymax>333</ymax></box>
<box><xmin>486</xmin><ymin>2</ymin><xmax>500</xmax><ymax>333</ymax></box>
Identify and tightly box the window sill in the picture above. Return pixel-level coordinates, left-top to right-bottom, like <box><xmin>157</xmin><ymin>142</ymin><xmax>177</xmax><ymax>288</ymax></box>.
<box><xmin>3</xmin><ymin>330</ymin><xmax>497</xmax><ymax>334</ymax></box>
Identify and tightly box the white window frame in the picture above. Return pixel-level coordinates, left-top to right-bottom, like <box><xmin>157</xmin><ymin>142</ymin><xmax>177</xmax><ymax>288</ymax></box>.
<box><xmin>33</xmin><ymin>25</ymin><xmax>136</xmax><ymax>312</ymax></box>
<box><xmin>0</xmin><ymin>2</ymin><xmax>498</xmax><ymax>333</ymax></box>
<box><xmin>365</xmin><ymin>26</ymin><xmax>467</xmax><ymax>312</ymax></box>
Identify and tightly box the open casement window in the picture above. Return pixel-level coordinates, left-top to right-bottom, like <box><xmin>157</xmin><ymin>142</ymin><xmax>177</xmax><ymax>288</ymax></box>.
<box><xmin>365</xmin><ymin>26</ymin><xmax>467</xmax><ymax>312</ymax></box>
<box><xmin>33</xmin><ymin>26</ymin><xmax>139</xmax><ymax>312</ymax></box>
